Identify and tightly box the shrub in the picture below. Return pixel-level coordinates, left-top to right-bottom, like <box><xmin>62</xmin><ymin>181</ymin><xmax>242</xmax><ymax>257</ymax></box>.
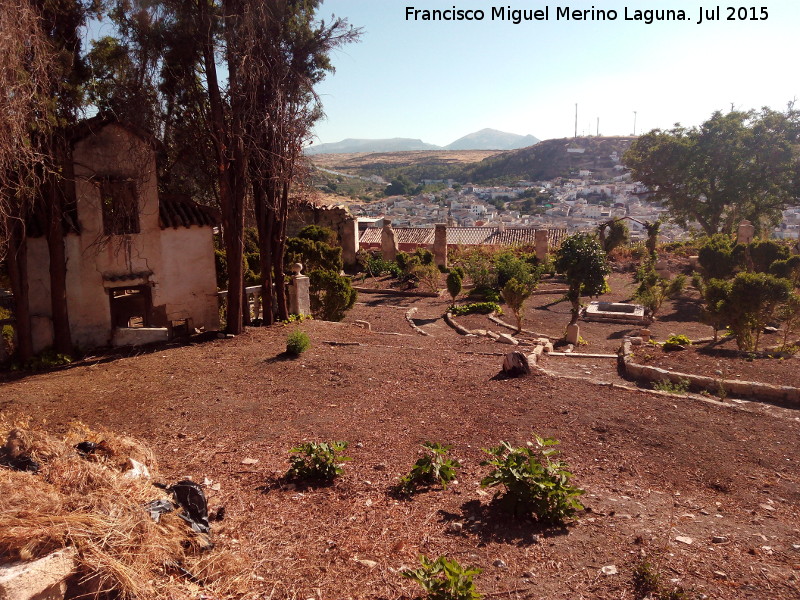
<box><xmin>598</xmin><ymin>219</ymin><xmax>630</xmax><ymax>253</ymax></box>
<box><xmin>297</xmin><ymin>224</ymin><xmax>337</xmax><ymax>245</ymax></box>
<box><xmin>446</xmin><ymin>271</ymin><xmax>462</xmax><ymax>305</ymax></box>
<box><xmin>632</xmin><ymin>559</ymin><xmax>691</xmax><ymax>600</ymax></box>
<box><xmin>309</xmin><ymin>269</ymin><xmax>357</xmax><ymax>321</ymax></box>
<box><xmin>501</xmin><ymin>278</ymin><xmax>533</xmax><ymax>333</ymax></box>
<box><xmin>480</xmin><ymin>434</ymin><xmax>584</xmax><ymax>524</ymax></box>
<box><xmin>554</xmin><ymin>233</ymin><xmax>611</xmax><ymax>326</ymax></box>
<box><xmin>398</xmin><ymin>442</ymin><xmax>461</xmax><ymax>495</ymax></box>
<box><xmin>748</xmin><ymin>239</ymin><xmax>789</xmax><ymax>273</ymax></box>
<box><xmin>663</xmin><ymin>334</ymin><xmax>691</xmax><ymax>350</ymax></box>
<box><xmin>698</xmin><ymin>234</ymin><xmax>739</xmax><ymax>280</ymax></box>
<box><xmin>285</xmin><ymin>237</ymin><xmax>342</xmax><ymax>273</ymax></box>
<box><xmin>411</xmin><ymin>261</ymin><xmax>441</xmax><ymax>293</ymax></box>
<box><xmin>286</xmin><ymin>441</ymin><xmax>350</xmax><ymax>483</ymax></box>
<box><xmin>633</xmin><ymin>259</ymin><xmax>685</xmax><ymax>318</ymax></box>
<box><xmin>495</xmin><ymin>252</ymin><xmax>538</xmax><ymax>289</ymax></box>
<box><xmin>653</xmin><ymin>378</ymin><xmax>690</xmax><ymax>394</ymax></box>
<box><xmin>450</xmin><ymin>302</ymin><xmax>501</xmax><ymax>316</ymax></box>
<box><xmin>403</xmin><ymin>555</ymin><xmax>482</xmax><ymax>600</ymax></box>
<box><xmin>724</xmin><ymin>272</ymin><xmax>792</xmax><ymax>352</ymax></box>
<box><xmin>286</xmin><ymin>330</ymin><xmax>310</xmax><ymax>356</ymax></box>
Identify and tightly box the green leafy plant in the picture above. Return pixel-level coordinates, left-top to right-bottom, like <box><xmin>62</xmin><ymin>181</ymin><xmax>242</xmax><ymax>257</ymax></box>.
<box><xmin>286</xmin><ymin>441</ymin><xmax>350</xmax><ymax>483</ymax></box>
<box><xmin>480</xmin><ymin>434</ymin><xmax>584</xmax><ymax>524</ymax></box>
<box><xmin>309</xmin><ymin>269</ymin><xmax>357</xmax><ymax>321</ymax></box>
<box><xmin>446</xmin><ymin>271</ymin><xmax>463</xmax><ymax>306</ymax></box>
<box><xmin>501</xmin><ymin>277</ymin><xmax>533</xmax><ymax>333</ymax></box>
<box><xmin>403</xmin><ymin>555</ymin><xmax>482</xmax><ymax>600</ymax></box>
<box><xmin>632</xmin><ymin>559</ymin><xmax>691</xmax><ymax>600</ymax></box>
<box><xmin>653</xmin><ymin>378</ymin><xmax>690</xmax><ymax>394</ymax></box>
<box><xmin>398</xmin><ymin>442</ymin><xmax>461</xmax><ymax>494</ymax></box>
<box><xmin>286</xmin><ymin>330</ymin><xmax>310</xmax><ymax>356</ymax></box>
<box><xmin>554</xmin><ymin>233</ymin><xmax>611</xmax><ymax>326</ymax></box>
<box><xmin>450</xmin><ymin>302</ymin><xmax>501</xmax><ymax>317</ymax></box>
<box><xmin>663</xmin><ymin>334</ymin><xmax>691</xmax><ymax>350</ymax></box>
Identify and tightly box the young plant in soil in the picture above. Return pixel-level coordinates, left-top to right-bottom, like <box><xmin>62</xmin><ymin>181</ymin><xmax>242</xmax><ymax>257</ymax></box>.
<box><xmin>403</xmin><ymin>554</ymin><xmax>482</xmax><ymax>600</ymax></box>
<box><xmin>480</xmin><ymin>434</ymin><xmax>584</xmax><ymax>524</ymax></box>
<box><xmin>397</xmin><ymin>442</ymin><xmax>461</xmax><ymax>495</ymax></box>
<box><xmin>285</xmin><ymin>441</ymin><xmax>350</xmax><ymax>483</ymax></box>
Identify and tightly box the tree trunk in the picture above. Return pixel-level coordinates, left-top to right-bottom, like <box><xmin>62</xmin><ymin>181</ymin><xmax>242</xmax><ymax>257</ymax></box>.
<box><xmin>7</xmin><ymin>221</ymin><xmax>33</xmax><ymax>361</ymax></box>
<box><xmin>44</xmin><ymin>140</ymin><xmax>73</xmax><ymax>355</ymax></box>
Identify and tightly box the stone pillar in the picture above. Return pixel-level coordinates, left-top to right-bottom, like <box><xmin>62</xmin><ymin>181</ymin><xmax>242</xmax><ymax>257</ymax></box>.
<box><xmin>535</xmin><ymin>229</ymin><xmax>549</xmax><ymax>262</ymax></box>
<box><xmin>341</xmin><ymin>217</ymin><xmax>359</xmax><ymax>269</ymax></box>
<box><xmin>381</xmin><ymin>219</ymin><xmax>398</xmax><ymax>262</ymax></box>
<box><xmin>434</xmin><ymin>223</ymin><xmax>448</xmax><ymax>269</ymax></box>
<box><xmin>737</xmin><ymin>220</ymin><xmax>755</xmax><ymax>245</ymax></box>
<box><xmin>565</xmin><ymin>323</ymin><xmax>580</xmax><ymax>345</ymax></box>
<box><xmin>288</xmin><ymin>263</ymin><xmax>311</xmax><ymax>316</ymax></box>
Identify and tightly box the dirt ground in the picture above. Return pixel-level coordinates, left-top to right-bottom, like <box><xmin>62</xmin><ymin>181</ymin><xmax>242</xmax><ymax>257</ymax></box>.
<box><xmin>2</xmin><ymin>276</ymin><xmax>800</xmax><ymax>600</ymax></box>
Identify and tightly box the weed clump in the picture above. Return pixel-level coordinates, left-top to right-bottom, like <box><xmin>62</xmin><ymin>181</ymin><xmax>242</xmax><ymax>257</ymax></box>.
<box><xmin>286</xmin><ymin>330</ymin><xmax>310</xmax><ymax>356</ymax></box>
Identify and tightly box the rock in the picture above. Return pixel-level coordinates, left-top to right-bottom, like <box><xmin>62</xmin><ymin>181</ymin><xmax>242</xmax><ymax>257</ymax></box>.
<box><xmin>712</xmin><ymin>536</ymin><xmax>728</xmax><ymax>544</ymax></box>
<box><xmin>758</xmin><ymin>503</ymin><xmax>776</xmax><ymax>512</ymax></box>
<box><xmin>241</xmin><ymin>457</ymin><xmax>259</xmax><ymax>465</ymax></box>
<box><xmin>521</xmin><ymin>571</ymin><xmax>534</xmax><ymax>578</ymax></box>
<box><xmin>448</xmin><ymin>522</ymin><xmax>463</xmax><ymax>533</ymax></box>
<box><xmin>497</xmin><ymin>333</ymin><xmax>519</xmax><ymax>346</ymax></box>
<box><xmin>675</xmin><ymin>536</ymin><xmax>693</xmax><ymax>545</ymax></box>
<box><xmin>713</xmin><ymin>571</ymin><xmax>728</xmax><ymax>580</ymax></box>
<box><xmin>0</xmin><ymin>548</ymin><xmax>77</xmax><ymax>600</ymax></box>
<box><xmin>493</xmin><ymin>559</ymin><xmax>507</xmax><ymax>568</ymax></box>
<box><xmin>601</xmin><ymin>565</ymin><xmax>618</xmax><ymax>576</ymax></box>
<box><xmin>353</xmin><ymin>558</ymin><xmax>378</xmax><ymax>569</ymax></box>
<box><xmin>764</xmin><ymin>326</ymin><xmax>779</xmax><ymax>334</ymax></box>
<box><xmin>502</xmin><ymin>351</ymin><xmax>530</xmax><ymax>377</ymax></box>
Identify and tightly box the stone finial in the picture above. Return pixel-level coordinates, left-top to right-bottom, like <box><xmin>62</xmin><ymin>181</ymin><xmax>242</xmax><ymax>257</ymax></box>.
<box><xmin>737</xmin><ymin>220</ymin><xmax>755</xmax><ymax>245</ymax></box>
<box><xmin>291</xmin><ymin>263</ymin><xmax>303</xmax><ymax>275</ymax></box>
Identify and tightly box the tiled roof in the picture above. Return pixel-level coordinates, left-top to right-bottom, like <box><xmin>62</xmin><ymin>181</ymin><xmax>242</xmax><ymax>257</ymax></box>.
<box><xmin>360</xmin><ymin>227</ymin><xmax>434</xmax><ymax>245</ymax></box>
<box><xmin>360</xmin><ymin>226</ymin><xmax>567</xmax><ymax>248</ymax></box>
<box><xmin>159</xmin><ymin>195</ymin><xmax>219</xmax><ymax>229</ymax></box>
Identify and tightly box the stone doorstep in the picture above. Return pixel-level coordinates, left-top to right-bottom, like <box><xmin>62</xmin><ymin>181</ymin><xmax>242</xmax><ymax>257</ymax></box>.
<box><xmin>0</xmin><ymin>548</ymin><xmax>77</xmax><ymax>600</ymax></box>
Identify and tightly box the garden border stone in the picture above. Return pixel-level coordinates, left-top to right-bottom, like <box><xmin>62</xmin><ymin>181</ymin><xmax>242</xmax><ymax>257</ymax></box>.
<box><xmin>618</xmin><ymin>339</ymin><xmax>800</xmax><ymax>407</ymax></box>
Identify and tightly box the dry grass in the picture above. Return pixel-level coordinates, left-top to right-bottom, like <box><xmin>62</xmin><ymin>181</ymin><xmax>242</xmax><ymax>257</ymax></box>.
<box><xmin>0</xmin><ymin>419</ymin><xmax>249</xmax><ymax>599</ymax></box>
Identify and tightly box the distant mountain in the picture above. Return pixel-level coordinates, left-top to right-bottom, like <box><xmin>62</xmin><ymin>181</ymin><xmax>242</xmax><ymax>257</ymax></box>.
<box><xmin>305</xmin><ymin>138</ymin><xmax>440</xmax><ymax>155</ymax></box>
<box><xmin>306</xmin><ymin>128</ymin><xmax>540</xmax><ymax>154</ymax></box>
<box><xmin>445</xmin><ymin>128</ymin><xmax>539</xmax><ymax>151</ymax></box>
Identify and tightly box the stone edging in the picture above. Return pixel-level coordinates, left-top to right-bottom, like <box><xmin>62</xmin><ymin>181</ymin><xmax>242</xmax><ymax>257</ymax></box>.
<box><xmin>352</xmin><ymin>287</ymin><xmax>440</xmax><ymax>298</ymax></box>
<box><xmin>405</xmin><ymin>307</ymin><xmax>432</xmax><ymax>337</ymax></box>
<box><xmin>618</xmin><ymin>338</ymin><xmax>800</xmax><ymax>407</ymax></box>
<box><xmin>487</xmin><ymin>313</ymin><xmax>558</xmax><ymax>341</ymax></box>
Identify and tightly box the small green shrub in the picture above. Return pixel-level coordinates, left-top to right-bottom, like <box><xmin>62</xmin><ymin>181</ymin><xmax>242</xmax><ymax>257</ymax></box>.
<box><xmin>663</xmin><ymin>334</ymin><xmax>691</xmax><ymax>350</ymax></box>
<box><xmin>286</xmin><ymin>441</ymin><xmax>350</xmax><ymax>483</ymax></box>
<box><xmin>309</xmin><ymin>269</ymin><xmax>357</xmax><ymax>321</ymax></box>
<box><xmin>450</xmin><ymin>302</ymin><xmax>501</xmax><ymax>317</ymax></box>
<box><xmin>398</xmin><ymin>442</ymin><xmax>461</xmax><ymax>495</ymax></box>
<box><xmin>467</xmin><ymin>286</ymin><xmax>500</xmax><ymax>302</ymax></box>
<box><xmin>653</xmin><ymin>378</ymin><xmax>690</xmax><ymax>394</ymax></box>
<box><xmin>286</xmin><ymin>330</ymin><xmax>310</xmax><ymax>355</ymax></box>
<box><xmin>480</xmin><ymin>434</ymin><xmax>584</xmax><ymax>524</ymax></box>
<box><xmin>632</xmin><ymin>559</ymin><xmax>691</xmax><ymax>600</ymax></box>
<box><xmin>446</xmin><ymin>271</ymin><xmax>463</xmax><ymax>305</ymax></box>
<box><xmin>403</xmin><ymin>555</ymin><xmax>482</xmax><ymax>600</ymax></box>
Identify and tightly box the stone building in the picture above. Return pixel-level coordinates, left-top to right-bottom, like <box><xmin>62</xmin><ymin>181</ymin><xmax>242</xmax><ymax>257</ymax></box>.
<box><xmin>25</xmin><ymin>119</ymin><xmax>219</xmax><ymax>351</ymax></box>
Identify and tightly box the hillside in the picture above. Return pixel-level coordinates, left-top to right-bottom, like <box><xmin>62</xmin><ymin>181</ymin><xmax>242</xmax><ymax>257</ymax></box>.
<box><xmin>464</xmin><ymin>136</ymin><xmax>636</xmax><ymax>183</ymax></box>
<box><xmin>445</xmin><ymin>127</ymin><xmax>539</xmax><ymax>150</ymax></box>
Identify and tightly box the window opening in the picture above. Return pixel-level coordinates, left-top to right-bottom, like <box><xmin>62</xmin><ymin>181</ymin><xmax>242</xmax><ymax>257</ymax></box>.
<box><xmin>109</xmin><ymin>286</ymin><xmax>151</xmax><ymax>328</ymax></box>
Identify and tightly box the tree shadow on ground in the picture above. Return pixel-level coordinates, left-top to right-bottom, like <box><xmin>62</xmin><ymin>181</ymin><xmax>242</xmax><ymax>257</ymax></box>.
<box><xmin>607</xmin><ymin>329</ymin><xmax>635</xmax><ymax>340</ymax></box>
<box><xmin>437</xmin><ymin>499</ymin><xmax>571</xmax><ymax>547</ymax></box>
<box><xmin>264</xmin><ymin>351</ymin><xmax>299</xmax><ymax>364</ymax></box>
<box><xmin>412</xmin><ymin>317</ymin><xmax>439</xmax><ymax>326</ymax></box>
<box><xmin>657</xmin><ymin>296</ymin><xmax>703</xmax><ymax>323</ymax></box>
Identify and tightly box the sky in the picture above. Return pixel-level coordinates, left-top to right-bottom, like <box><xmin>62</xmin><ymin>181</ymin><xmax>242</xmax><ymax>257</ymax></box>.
<box><xmin>310</xmin><ymin>0</ymin><xmax>800</xmax><ymax>147</ymax></box>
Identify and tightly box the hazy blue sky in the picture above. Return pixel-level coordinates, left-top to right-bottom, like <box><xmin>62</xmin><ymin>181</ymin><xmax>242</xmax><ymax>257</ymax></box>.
<box><xmin>311</xmin><ymin>1</ymin><xmax>799</xmax><ymax>146</ymax></box>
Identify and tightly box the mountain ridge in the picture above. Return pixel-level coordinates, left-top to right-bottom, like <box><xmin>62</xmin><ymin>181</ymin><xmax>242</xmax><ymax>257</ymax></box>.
<box><xmin>306</xmin><ymin>128</ymin><xmax>539</xmax><ymax>155</ymax></box>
